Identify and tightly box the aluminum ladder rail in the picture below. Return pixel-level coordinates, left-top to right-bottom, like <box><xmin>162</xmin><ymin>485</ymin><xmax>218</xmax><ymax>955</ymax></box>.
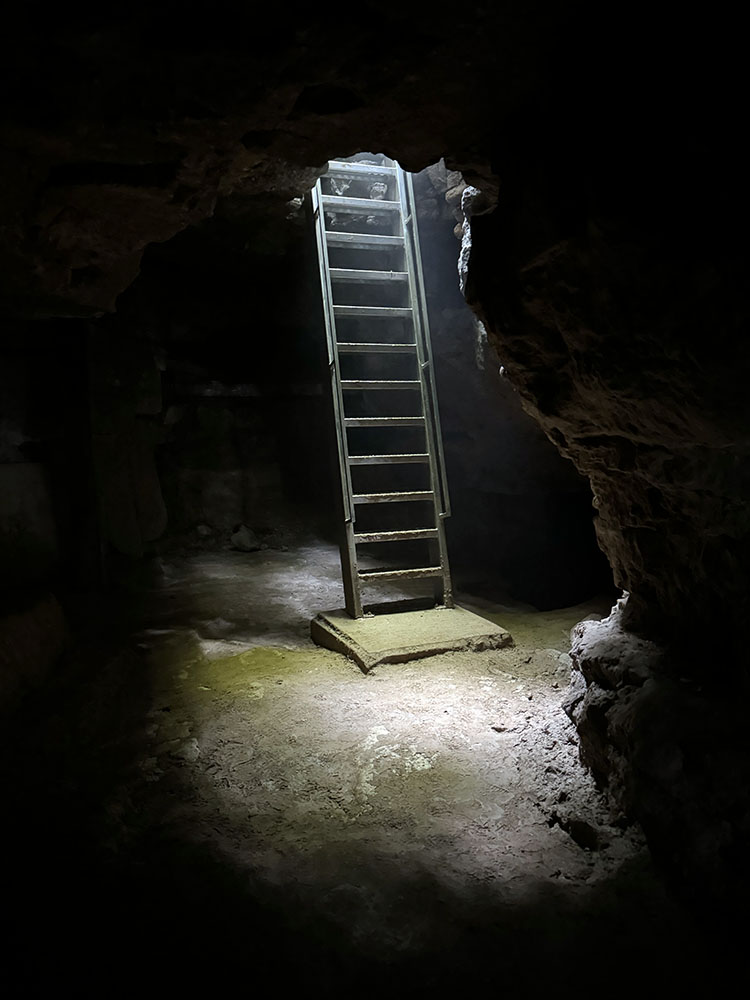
<box><xmin>311</xmin><ymin>156</ymin><xmax>453</xmax><ymax>618</ymax></box>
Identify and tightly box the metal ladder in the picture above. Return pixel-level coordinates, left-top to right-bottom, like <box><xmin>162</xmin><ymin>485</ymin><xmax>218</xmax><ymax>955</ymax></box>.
<box><xmin>312</xmin><ymin>154</ymin><xmax>453</xmax><ymax>618</ymax></box>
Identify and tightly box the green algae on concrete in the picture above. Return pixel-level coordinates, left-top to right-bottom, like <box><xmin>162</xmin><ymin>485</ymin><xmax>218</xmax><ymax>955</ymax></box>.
<box><xmin>311</xmin><ymin>605</ymin><xmax>512</xmax><ymax>673</ymax></box>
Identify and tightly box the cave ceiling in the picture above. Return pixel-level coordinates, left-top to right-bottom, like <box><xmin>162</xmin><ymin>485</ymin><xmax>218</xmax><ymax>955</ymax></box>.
<box><xmin>0</xmin><ymin>3</ymin><xmax>562</xmax><ymax>316</ymax></box>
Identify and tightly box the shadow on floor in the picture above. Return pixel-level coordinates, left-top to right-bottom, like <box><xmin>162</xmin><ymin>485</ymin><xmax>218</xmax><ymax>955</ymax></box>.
<box><xmin>0</xmin><ymin>546</ymin><xmax>738</xmax><ymax>992</ymax></box>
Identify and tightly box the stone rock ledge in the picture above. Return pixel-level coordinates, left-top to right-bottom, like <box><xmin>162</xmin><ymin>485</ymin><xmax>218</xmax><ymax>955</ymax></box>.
<box><xmin>565</xmin><ymin>594</ymin><xmax>750</xmax><ymax>903</ymax></box>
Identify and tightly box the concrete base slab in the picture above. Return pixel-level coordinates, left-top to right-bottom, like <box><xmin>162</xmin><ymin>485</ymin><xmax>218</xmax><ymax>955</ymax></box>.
<box><xmin>310</xmin><ymin>605</ymin><xmax>512</xmax><ymax>673</ymax></box>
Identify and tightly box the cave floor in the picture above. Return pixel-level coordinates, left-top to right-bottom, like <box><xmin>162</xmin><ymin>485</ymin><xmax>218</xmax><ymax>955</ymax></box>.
<box><xmin>3</xmin><ymin>543</ymin><xmax>716</xmax><ymax>992</ymax></box>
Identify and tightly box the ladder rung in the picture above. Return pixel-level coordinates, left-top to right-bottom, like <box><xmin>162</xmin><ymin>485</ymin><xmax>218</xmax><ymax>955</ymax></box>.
<box><xmin>353</xmin><ymin>491</ymin><xmax>434</xmax><ymax>504</ymax></box>
<box><xmin>334</xmin><ymin>305</ymin><xmax>413</xmax><ymax>319</ymax></box>
<box><xmin>327</xmin><ymin>161</ymin><xmax>397</xmax><ymax>178</ymax></box>
<box><xmin>337</xmin><ymin>342</ymin><xmax>416</xmax><ymax>354</ymax></box>
<box><xmin>348</xmin><ymin>453</ymin><xmax>429</xmax><ymax>465</ymax></box>
<box><xmin>322</xmin><ymin>195</ymin><xmax>400</xmax><ymax>213</ymax></box>
<box><xmin>342</xmin><ymin>380</ymin><xmax>420</xmax><ymax>390</ymax></box>
<box><xmin>325</xmin><ymin>232</ymin><xmax>404</xmax><ymax>249</ymax></box>
<box><xmin>345</xmin><ymin>416</ymin><xmax>424</xmax><ymax>427</ymax></box>
<box><xmin>354</xmin><ymin>529</ymin><xmax>438</xmax><ymax>543</ymax></box>
<box><xmin>329</xmin><ymin>269</ymin><xmax>408</xmax><ymax>283</ymax></box>
<box><xmin>358</xmin><ymin>566</ymin><xmax>444</xmax><ymax>582</ymax></box>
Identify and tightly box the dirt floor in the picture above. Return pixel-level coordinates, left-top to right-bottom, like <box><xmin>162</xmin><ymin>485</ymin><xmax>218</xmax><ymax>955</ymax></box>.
<box><xmin>1</xmin><ymin>543</ymin><xmax>725</xmax><ymax>992</ymax></box>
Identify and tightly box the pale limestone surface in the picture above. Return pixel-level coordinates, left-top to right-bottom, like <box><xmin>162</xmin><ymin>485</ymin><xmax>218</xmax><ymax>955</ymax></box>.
<box><xmin>311</xmin><ymin>605</ymin><xmax>512</xmax><ymax>671</ymax></box>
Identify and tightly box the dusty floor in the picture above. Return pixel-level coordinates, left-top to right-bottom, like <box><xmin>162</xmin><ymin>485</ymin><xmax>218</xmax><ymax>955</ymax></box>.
<box><xmin>1</xmin><ymin>543</ymin><xmax>728</xmax><ymax>991</ymax></box>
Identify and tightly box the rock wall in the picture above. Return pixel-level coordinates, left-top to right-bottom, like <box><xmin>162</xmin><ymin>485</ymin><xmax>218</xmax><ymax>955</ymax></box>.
<box><xmin>94</xmin><ymin>210</ymin><xmax>336</xmax><ymax>556</ymax></box>
<box><xmin>452</xmin><ymin>26</ymin><xmax>750</xmax><ymax>889</ymax></box>
<box><xmin>465</xmin><ymin>175</ymin><xmax>750</xmax><ymax>658</ymax></box>
<box><xmin>79</xmin><ymin>236</ymin><xmax>312</xmax><ymax>558</ymax></box>
<box><xmin>564</xmin><ymin>595</ymin><xmax>750</xmax><ymax>902</ymax></box>
<box><xmin>416</xmin><ymin>165</ymin><xmax>612</xmax><ymax>607</ymax></box>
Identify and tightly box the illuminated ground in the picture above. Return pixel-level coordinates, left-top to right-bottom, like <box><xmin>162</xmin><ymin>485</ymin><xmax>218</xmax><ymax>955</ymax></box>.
<box><xmin>2</xmin><ymin>543</ymin><xmax>706</xmax><ymax>991</ymax></box>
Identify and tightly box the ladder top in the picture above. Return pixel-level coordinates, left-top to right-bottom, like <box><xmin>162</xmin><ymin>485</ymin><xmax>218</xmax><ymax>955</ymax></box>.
<box><xmin>327</xmin><ymin>160</ymin><xmax>397</xmax><ymax>178</ymax></box>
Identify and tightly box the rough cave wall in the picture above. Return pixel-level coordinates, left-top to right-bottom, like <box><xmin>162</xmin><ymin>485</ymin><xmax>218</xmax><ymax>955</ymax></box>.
<box><xmin>455</xmin><ymin>23</ymin><xmax>750</xmax><ymax>896</ymax></box>
<box><xmin>464</xmin><ymin>132</ymin><xmax>750</xmax><ymax>656</ymax></box>
<box><xmin>95</xmin><ymin>204</ymin><xmax>336</xmax><ymax>558</ymax></box>
<box><xmin>1</xmin><ymin>6</ymin><xmax>748</xmax><ymax>893</ymax></box>
<box><xmin>416</xmin><ymin>165</ymin><xmax>612</xmax><ymax>608</ymax></box>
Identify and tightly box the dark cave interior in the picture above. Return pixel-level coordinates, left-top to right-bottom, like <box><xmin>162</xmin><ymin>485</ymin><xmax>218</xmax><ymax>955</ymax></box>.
<box><xmin>1</xmin><ymin>3</ymin><xmax>749</xmax><ymax>991</ymax></box>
